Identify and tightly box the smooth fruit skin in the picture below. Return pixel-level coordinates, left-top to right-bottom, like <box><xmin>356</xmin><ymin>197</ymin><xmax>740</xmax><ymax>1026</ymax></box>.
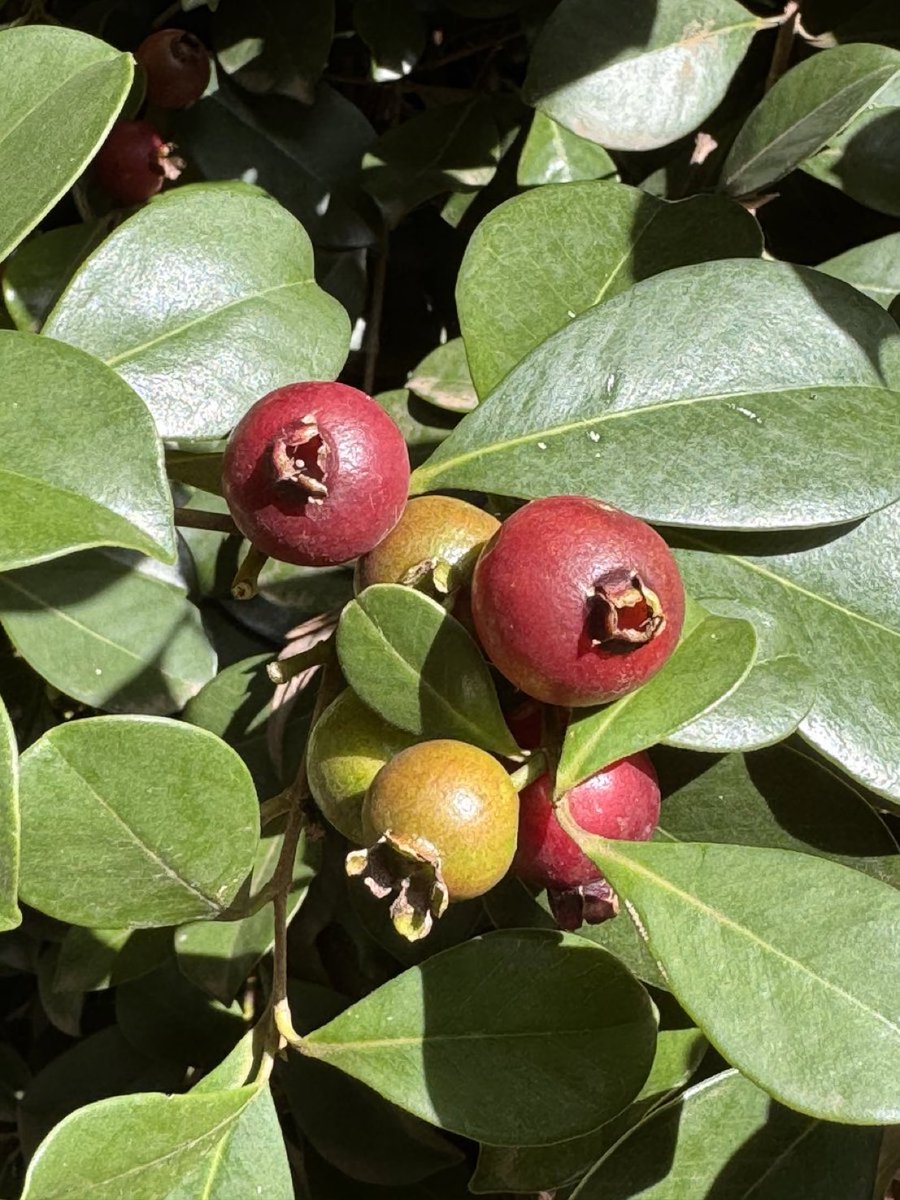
<box><xmin>93</xmin><ymin>121</ymin><xmax>176</xmax><ymax>206</ymax></box>
<box><xmin>223</xmin><ymin>382</ymin><xmax>411</xmax><ymax>567</ymax></box>
<box><xmin>471</xmin><ymin>496</ymin><xmax>685</xmax><ymax>706</ymax></box>
<box><xmin>136</xmin><ymin>29</ymin><xmax>211</xmax><ymax>108</ymax></box>
<box><xmin>354</xmin><ymin>495</ymin><xmax>499</xmax><ymax>593</ymax></box>
<box><xmin>363</xmin><ymin>740</ymin><xmax>518</xmax><ymax>901</ymax></box>
<box><xmin>307</xmin><ymin>690</ymin><xmax>417</xmax><ymax>844</ymax></box>
<box><xmin>514</xmin><ymin>752</ymin><xmax>660</xmax><ymax>891</ymax></box>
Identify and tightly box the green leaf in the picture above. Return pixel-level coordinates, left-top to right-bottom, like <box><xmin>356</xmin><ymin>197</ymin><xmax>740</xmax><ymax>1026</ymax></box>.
<box><xmin>654</xmin><ymin>743</ymin><xmax>900</xmax><ymax>886</ymax></box>
<box><xmin>305</xmin><ymin>929</ymin><xmax>657</xmax><ymax>1146</ymax></box>
<box><xmin>2</xmin><ymin>221</ymin><xmax>104</xmax><ymax>333</ymax></box>
<box><xmin>376</xmin><ymin>389</ymin><xmax>456</xmax><ymax>469</ymax></box>
<box><xmin>53</xmin><ymin>925</ymin><xmax>171</xmax><ymax>992</ymax></box>
<box><xmin>164</xmin><ymin>448</ymin><xmax>224</xmax><ymax>496</ymax></box>
<box><xmin>414</xmin><ymin>260</ymin><xmax>900</xmax><ymax>529</ymax></box>
<box><xmin>336</xmin><ymin>584</ymin><xmax>519</xmax><ymax>756</ymax></box>
<box><xmin>565</xmin><ymin>831</ymin><xmax>900</xmax><ymax>1123</ymax></box>
<box><xmin>524</xmin><ymin>0</ymin><xmax>759</xmax><ymax>151</ymax></box>
<box><xmin>0</xmin><ymin>26</ymin><xmax>132</xmax><ymax>261</ymax></box>
<box><xmin>175</xmin><ymin>824</ymin><xmax>318</xmax><ymax>1004</ymax></box>
<box><xmin>0</xmin><ymin>548</ymin><xmax>217</xmax><ymax>715</ymax></box>
<box><xmin>722</xmin><ymin>42</ymin><xmax>900</xmax><ymax>197</ymax></box>
<box><xmin>665</xmin><ymin>597</ymin><xmax>815</xmax><ymax>752</ymax></box>
<box><xmin>572</xmin><ymin>1069</ymin><xmax>882</xmax><ymax>1199</ymax></box>
<box><xmin>18</xmin><ymin>716</ymin><xmax>259</xmax><ymax>928</ymax></box>
<box><xmin>0</xmin><ymin>332</ymin><xmax>175</xmax><ymax>571</ymax></box>
<box><xmin>42</xmin><ymin>183</ymin><xmax>350</xmax><ymax>440</ymax></box>
<box><xmin>471</xmin><ymin>1027</ymin><xmax>706</xmax><ymax>1194</ymax></box>
<box><xmin>0</xmin><ymin>697</ymin><xmax>19</xmax><ymax>931</ymax></box>
<box><xmin>214</xmin><ymin>0</ymin><xmax>334</xmax><ymax>103</ymax></box>
<box><xmin>457</xmin><ymin>181</ymin><xmax>762</xmax><ymax>397</ymax></box>
<box><xmin>817</xmin><ymin>231</ymin><xmax>900</xmax><ymax>308</ymax></box>
<box><xmin>557</xmin><ymin>611</ymin><xmax>757</xmax><ymax>794</ymax></box>
<box><xmin>20</xmin><ymin>1085</ymin><xmax>259</xmax><ymax>1200</ymax></box>
<box><xmin>407</xmin><ymin>339</ymin><xmax>478</xmax><ymax>413</ymax></box>
<box><xmin>517</xmin><ymin>110</ymin><xmax>619</xmax><ymax>187</ymax></box>
<box><xmin>354</xmin><ymin>0</ymin><xmax>426</xmax><ymax>82</ymax></box>
<box><xmin>674</xmin><ymin>503</ymin><xmax>900</xmax><ymax>799</ymax></box>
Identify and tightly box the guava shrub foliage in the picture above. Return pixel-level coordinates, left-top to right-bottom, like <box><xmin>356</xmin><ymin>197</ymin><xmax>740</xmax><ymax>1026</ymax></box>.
<box><xmin>0</xmin><ymin>2</ymin><xmax>899</xmax><ymax>1198</ymax></box>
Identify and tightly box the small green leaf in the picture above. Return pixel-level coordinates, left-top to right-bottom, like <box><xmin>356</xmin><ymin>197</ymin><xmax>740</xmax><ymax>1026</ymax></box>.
<box><xmin>518</xmin><ymin>110</ymin><xmax>619</xmax><ymax>187</ymax></box>
<box><xmin>817</xmin><ymin>231</ymin><xmax>900</xmax><ymax>308</ymax></box>
<box><xmin>164</xmin><ymin>448</ymin><xmax>225</xmax><ymax>496</ymax></box>
<box><xmin>43</xmin><ymin>183</ymin><xmax>350</xmax><ymax>440</ymax></box>
<box><xmin>456</xmin><ymin>181</ymin><xmax>762</xmax><ymax>397</ymax></box>
<box><xmin>415</xmin><ymin>260</ymin><xmax>900</xmax><ymax>530</ymax></box>
<box><xmin>470</xmin><ymin>1027</ymin><xmax>706</xmax><ymax>1194</ymax></box>
<box><xmin>2</xmin><ymin>222</ymin><xmax>104</xmax><ymax>333</ymax></box>
<box><xmin>214</xmin><ymin>0</ymin><xmax>334</xmax><ymax>103</ymax></box>
<box><xmin>407</xmin><ymin>339</ymin><xmax>478</xmax><ymax>413</ymax></box>
<box><xmin>0</xmin><ymin>548</ymin><xmax>216</xmax><ymax>716</ymax></box>
<box><xmin>524</xmin><ymin>0</ymin><xmax>759</xmax><ymax>151</ymax></box>
<box><xmin>0</xmin><ymin>697</ymin><xmax>20</xmax><ymax>931</ymax></box>
<box><xmin>573</xmin><ymin>1069</ymin><xmax>882</xmax><ymax>1199</ymax></box>
<box><xmin>305</xmin><ymin>929</ymin><xmax>657</xmax><ymax>1146</ymax></box>
<box><xmin>53</xmin><ymin>926</ymin><xmax>171</xmax><ymax>993</ymax></box>
<box><xmin>557</xmin><ymin>612</ymin><xmax>757</xmax><ymax>794</ymax></box>
<box><xmin>19</xmin><ymin>716</ymin><xmax>259</xmax><ymax>928</ymax></box>
<box><xmin>20</xmin><ymin>1085</ymin><xmax>259</xmax><ymax>1200</ymax></box>
<box><xmin>565</xmin><ymin>831</ymin><xmax>900</xmax><ymax>1123</ymax></box>
<box><xmin>336</xmin><ymin>584</ymin><xmax>519</xmax><ymax>756</ymax></box>
<box><xmin>0</xmin><ymin>332</ymin><xmax>175</xmax><ymax>571</ymax></box>
<box><xmin>0</xmin><ymin>26</ymin><xmax>132</xmax><ymax>260</ymax></box>
<box><xmin>722</xmin><ymin>42</ymin><xmax>900</xmax><ymax>196</ymax></box>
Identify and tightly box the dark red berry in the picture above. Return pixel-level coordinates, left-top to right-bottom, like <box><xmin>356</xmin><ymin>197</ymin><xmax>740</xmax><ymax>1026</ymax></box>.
<box><xmin>514</xmin><ymin>752</ymin><xmax>660</xmax><ymax>929</ymax></box>
<box><xmin>223</xmin><ymin>382</ymin><xmax>411</xmax><ymax>568</ymax></box>
<box><xmin>471</xmin><ymin>496</ymin><xmax>685</xmax><ymax>706</ymax></box>
<box><xmin>135</xmin><ymin>28</ymin><xmax>211</xmax><ymax>109</ymax></box>
<box><xmin>504</xmin><ymin>698</ymin><xmax>545</xmax><ymax>752</ymax></box>
<box><xmin>93</xmin><ymin>120</ymin><xmax>183</xmax><ymax>206</ymax></box>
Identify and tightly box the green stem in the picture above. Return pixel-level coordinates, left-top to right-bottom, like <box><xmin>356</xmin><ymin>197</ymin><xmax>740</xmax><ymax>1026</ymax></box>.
<box><xmin>267</xmin><ymin>636</ymin><xmax>334</xmax><ymax>684</ymax></box>
<box><xmin>509</xmin><ymin>751</ymin><xmax>548</xmax><ymax>792</ymax></box>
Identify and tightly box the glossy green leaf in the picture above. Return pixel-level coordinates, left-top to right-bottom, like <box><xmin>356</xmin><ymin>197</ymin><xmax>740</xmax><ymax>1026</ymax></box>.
<box><xmin>53</xmin><ymin>925</ymin><xmax>171</xmax><ymax>992</ymax></box>
<box><xmin>654</xmin><ymin>744</ymin><xmax>900</xmax><ymax>887</ymax></box>
<box><xmin>376</xmin><ymin>389</ymin><xmax>456</xmax><ymax>469</ymax></box>
<box><xmin>414</xmin><ymin>260</ymin><xmax>900</xmax><ymax>529</ymax></box>
<box><xmin>0</xmin><ymin>26</ymin><xmax>132</xmax><ymax>261</ymax></box>
<box><xmin>573</xmin><ymin>1069</ymin><xmax>881</xmax><ymax>1199</ymax></box>
<box><xmin>336</xmin><ymin>584</ymin><xmax>519</xmax><ymax>756</ymax></box>
<box><xmin>518</xmin><ymin>110</ymin><xmax>618</xmax><ymax>187</ymax></box>
<box><xmin>471</xmin><ymin>1027</ymin><xmax>707</xmax><ymax>1194</ymax></box>
<box><xmin>355</xmin><ymin>0</ymin><xmax>425</xmax><ymax>82</ymax></box>
<box><xmin>214</xmin><ymin>0</ymin><xmax>334</xmax><ymax>103</ymax></box>
<box><xmin>36</xmin><ymin>945</ymin><xmax>83</xmax><ymax>1038</ymax></box>
<box><xmin>305</xmin><ymin>929</ymin><xmax>657</xmax><ymax>1145</ymax></box>
<box><xmin>722</xmin><ymin>42</ymin><xmax>900</xmax><ymax>196</ymax></box>
<box><xmin>2</xmin><ymin>222</ymin><xmax>104</xmax><ymax>333</ymax></box>
<box><xmin>524</xmin><ymin>0</ymin><xmax>759</xmax><ymax>151</ymax></box>
<box><xmin>18</xmin><ymin>716</ymin><xmax>259</xmax><ymax>928</ymax></box>
<box><xmin>0</xmin><ymin>697</ymin><xmax>19</xmax><ymax>931</ymax></box>
<box><xmin>43</xmin><ymin>183</ymin><xmax>350</xmax><ymax>440</ymax></box>
<box><xmin>407</xmin><ymin>339</ymin><xmax>478</xmax><ymax>413</ymax></box>
<box><xmin>557</xmin><ymin>611</ymin><xmax>757</xmax><ymax>794</ymax></box>
<box><xmin>0</xmin><ymin>332</ymin><xmax>175</xmax><ymax>571</ymax></box>
<box><xmin>456</xmin><ymin>182</ymin><xmax>762</xmax><ymax>396</ymax></box>
<box><xmin>565</xmin><ymin>829</ymin><xmax>900</xmax><ymax>1123</ymax></box>
<box><xmin>817</xmin><ymin>231</ymin><xmax>900</xmax><ymax>307</ymax></box>
<box><xmin>0</xmin><ymin>548</ymin><xmax>217</xmax><ymax>715</ymax></box>
<box><xmin>175</xmin><ymin>824</ymin><xmax>317</xmax><ymax>1005</ymax></box>
<box><xmin>20</xmin><ymin>1085</ymin><xmax>258</xmax><ymax>1200</ymax></box>
<box><xmin>675</xmin><ymin>503</ymin><xmax>900</xmax><ymax>799</ymax></box>
<box><xmin>665</xmin><ymin>597</ymin><xmax>815</xmax><ymax>752</ymax></box>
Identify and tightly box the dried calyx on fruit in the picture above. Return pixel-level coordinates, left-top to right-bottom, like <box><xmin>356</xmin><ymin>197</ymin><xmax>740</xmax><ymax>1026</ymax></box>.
<box><xmin>135</xmin><ymin>28</ymin><xmax>211</xmax><ymax>108</ymax></box>
<box><xmin>223</xmin><ymin>382</ymin><xmax>410</xmax><ymax>567</ymax></box>
<box><xmin>93</xmin><ymin>120</ymin><xmax>183</xmax><ymax>206</ymax></box>
<box><xmin>514</xmin><ymin>751</ymin><xmax>660</xmax><ymax>932</ymax></box>
<box><xmin>354</xmin><ymin>494</ymin><xmax>499</xmax><ymax>596</ymax></box>
<box><xmin>347</xmin><ymin>740</ymin><xmax>518</xmax><ymax>941</ymax></box>
<box><xmin>472</xmin><ymin>495</ymin><xmax>685</xmax><ymax>706</ymax></box>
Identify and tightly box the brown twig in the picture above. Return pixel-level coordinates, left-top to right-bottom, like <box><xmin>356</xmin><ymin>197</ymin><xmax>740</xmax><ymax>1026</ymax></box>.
<box><xmin>363</xmin><ymin>231</ymin><xmax>389</xmax><ymax>396</ymax></box>
<box><xmin>765</xmin><ymin>1</ymin><xmax>799</xmax><ymax>92</ymax></box>
<box><xmin>173</xmin><ymin>507</ymin><xmax>239</xmax><ymax>535</ymax></box>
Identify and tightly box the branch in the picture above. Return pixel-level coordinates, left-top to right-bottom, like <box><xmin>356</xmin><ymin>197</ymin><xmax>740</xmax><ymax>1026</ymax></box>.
<box><xmin>173</xmin><ymin>507</ymin><xmax>239</xmax><ymax>535</ymax></box>
<box><xmin>765</xmin><ymin>1</ymin><xmax>799</xmax><ymax>92</ymax></box>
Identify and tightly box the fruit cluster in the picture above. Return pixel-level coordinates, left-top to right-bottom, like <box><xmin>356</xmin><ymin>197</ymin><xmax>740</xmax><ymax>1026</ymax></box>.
<box><xmin>225</xmin><ymin>382</ymin><xmax>684</xmax><ymax>940</ymax></box>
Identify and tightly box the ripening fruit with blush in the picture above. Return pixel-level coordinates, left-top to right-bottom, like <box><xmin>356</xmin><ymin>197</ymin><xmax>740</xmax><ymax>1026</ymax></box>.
<box><xmin>307</xmin><ymin>689</ymin><xmax>417</xmax><ymax>845</ymax></box>
<box><xmin>354</xmin><ymin>495</ymin><xmax>499</xmax><ymax>594</ymax></box>
<box><xmin>472</xmin><ymin>496</ymin><xmax>684</xmax><ymax>706</ymax></box>
<box><xmin>223</xmin><ymin>382</ymin><xmax>411</xmax><ymax>567</ymax></box>
<box><xmin>347</xmin><ymin>740</ymin><xmax>518</xmax><ymax>940</ymax></box>
<box><xmin>136</xmin><ymin>28</ymin><xmax>211</xmax><ymax>108</ymax></box>
<box><xmin>93</xmin><ymin>120</ymin><xmax>183</xmax><ymax>206</ymax></box>
<box><xmin>515</xmin><ymin>752</ymin><xmax>660</xmax><ymax>930</ymax></box>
